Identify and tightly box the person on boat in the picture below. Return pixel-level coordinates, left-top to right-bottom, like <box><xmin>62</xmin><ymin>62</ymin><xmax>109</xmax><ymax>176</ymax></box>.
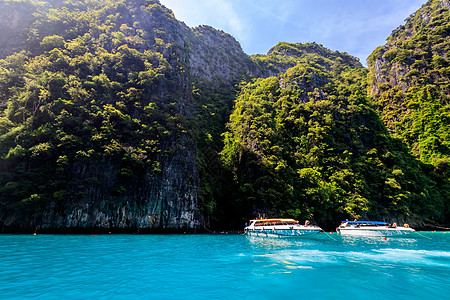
<box><xmin>389</xmin><ymin>222</ymin><xmax>397</xmax><ymax>228</ymax></box>
<box><xmin>404</xmin><ymin>223</ymin><xmax>410</xmax><ymax>228</ymax></box>
<box><xmin>305</xmin><ymin>220</ymin><xmax>310</xmax><ymax>226</ymax></box>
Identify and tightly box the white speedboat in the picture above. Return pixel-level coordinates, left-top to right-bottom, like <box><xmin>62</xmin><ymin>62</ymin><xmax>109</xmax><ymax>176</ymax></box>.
<box><xmin>337</xmin><ymin>220</ymin><xmax>415</xmax><ymax>236</ymax></box>
<box><xmin>244</xmin><ymin>218</ymin><xmax>322</xmax><ymax>237</ymax></box>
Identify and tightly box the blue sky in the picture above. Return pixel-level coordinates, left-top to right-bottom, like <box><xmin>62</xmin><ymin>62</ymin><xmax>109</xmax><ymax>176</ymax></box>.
<box><xmin>159</xmin><ymin>0</ymin><xmax>427</xmax><ymax>65</ymax></box>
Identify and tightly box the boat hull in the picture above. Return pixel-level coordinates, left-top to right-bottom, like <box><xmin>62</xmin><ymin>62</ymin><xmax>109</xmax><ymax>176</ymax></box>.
<box><xmin>245</xmin><ymin>228</ymin><xmax>322</xmax><ymax>237</ymax></box>
<box><xmin>339</xmin><ymin>227</ymin><xmax>415</xmax><ymax>236</ymax></box>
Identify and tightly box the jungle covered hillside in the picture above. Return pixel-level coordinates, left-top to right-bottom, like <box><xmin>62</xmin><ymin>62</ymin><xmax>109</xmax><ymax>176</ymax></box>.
<box><xmin>0</xmin><ymin>0</ymin><xmax>448</xmax><ymax>232</ymax></box>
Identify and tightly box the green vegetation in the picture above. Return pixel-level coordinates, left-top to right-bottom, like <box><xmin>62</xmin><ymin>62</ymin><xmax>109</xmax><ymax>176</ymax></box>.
<box><xmin>368</xmin><ymin>0</ymin><xmax>450</xmax><ymax>222</ymax></box>
<box><xmin>0</xmin><ymin>0</ymin><xmax>193</xmax><ymax>218</ymax></box>
<box><xmin>0</xmin><ymin>0</ymin><xmax>448</xmax><ymax>231</ymax></box>
<box><xmin>367</xmin><ymin>0</ymin><xmax>449</xmax><ymax>165</ymax></box>
<box><xmin>221</xmin><ymin>46</ymin><xmax>445</xmax><ymax>227</ymax></box>
<box><xmin>252</xmin><ymin>42</ymin><xmax>362</xmax><ymax>77</ymax></box>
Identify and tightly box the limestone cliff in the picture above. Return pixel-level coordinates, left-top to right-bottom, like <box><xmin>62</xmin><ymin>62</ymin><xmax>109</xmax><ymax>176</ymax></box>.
<box><xmin>367</xmin><ymin>0</ymin><xmax>449</xmax><ymax>165</ymax></box>
<box><xmin>0</xmin><ymin>0</ymin><xmax>252</xmax><ymax>233</ymax></box>
<box><xmin>251</xmin><ymin>42</ymin><xmax>363</xmax><ymax>78</ymax></box>
<box><xmin>369</xmin><ymin>0</ymin><xmax>449</xmax><ymax>95</ymax></box>
<box><xmin>0</xmin><ymin>1</ymin><xmax>37</xmax><ymax>58</ymax></box>
<box><xmin>0</xmin><ymin>0</ymin><xmax>447</xmax><ymax>232</ymax></box>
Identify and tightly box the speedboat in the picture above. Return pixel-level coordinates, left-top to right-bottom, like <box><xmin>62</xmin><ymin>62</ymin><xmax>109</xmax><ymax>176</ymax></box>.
<box><xmin>337</xmin><ymin>220</ymin><xmax>415</xmax><ymax>236</ymax></box>
<box><xmin>244</xmin><ymin>218</ymin><xmax>322</xmax><ymax>237</ymax></box>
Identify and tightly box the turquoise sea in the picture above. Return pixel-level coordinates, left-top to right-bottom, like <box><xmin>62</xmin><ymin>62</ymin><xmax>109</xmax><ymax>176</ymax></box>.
<box><xmin>0</xmin><ymin>232</ymin><xmax>449</xmax><ymax>299</ymax></box>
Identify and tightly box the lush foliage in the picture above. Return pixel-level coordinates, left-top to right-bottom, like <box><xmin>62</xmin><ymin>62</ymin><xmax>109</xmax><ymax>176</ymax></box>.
<box><xmin>0</xmin><ymin>0</ymin><xmax>193</xmax><ymax>214</ymax></box>
<box><xmin>0</xmin><ymin>0</ymin><xmax>448</xmax><ymax>230</ymax></box>
<box><xmin>252</xmin><ymin>42</ymin><xmax>362</xmax><ymax>78</ymax></box>
<box><xmin>368</xmin><ymin>0</ymin><xmax>449</xmax><ymax>221</ymax></box>
<box><xmin>222</xmin><ymin>46</ymin><xmax>446</xmax><ymax>226</ymax></box>
<box><xmin>368</xmin><ymin>0</ymin><xmax>449</xmax><ymax>165</ymax></box>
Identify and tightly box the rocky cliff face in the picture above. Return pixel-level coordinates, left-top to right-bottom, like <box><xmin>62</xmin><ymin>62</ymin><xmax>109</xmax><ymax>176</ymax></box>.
<box><xmin>250</xmin><ymin>42</ymin><xmax>363</xmax><ymax>79</ymax></box>
<box><xmin>366</xmin><ymin>0</ymin><xmax>449</xmax><ymax>223</ymax></box>
<box><xmin>188</xmin><ymin>25</ymin><xmax>254</xmax><ymax>81</ymax></box>
<box><xmin>369</xmin><ymin>0</ymin><xmax>449</xmax><ymax>95</ymax></box>
<box><xmin>0</xmin><ymin>0</ymin><xmax>448</xmax><ymax>232</ymax></box>
<box><xmin>0</xmin><ymin>0</ymin><xmax>253</xmax><ymax>233</ymax></box>
<box><xmin>367</xmin><ymin>0</ymin><xmax>449</xmax><ymax>165</ymax></box>
<box><xmin>0</xmin><ymin>1</ymin><xmax>37</xmax><ymax>58</ymax></box>
<box><xmin>38</xmin><ymin>140</ymin><xmax>200</xmax><ymax>232</ymax></box>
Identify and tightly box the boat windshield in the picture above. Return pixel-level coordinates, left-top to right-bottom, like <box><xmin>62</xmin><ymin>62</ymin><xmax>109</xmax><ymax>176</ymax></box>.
<box><xmin>340</xmin><ymin>221</ymin><xmax>388</xmax><ymax>227</ymax></box>
<box><xmin>254</xmin><ymin>220</ymin><xmax>299</xmax><ymax>226</ymax></box>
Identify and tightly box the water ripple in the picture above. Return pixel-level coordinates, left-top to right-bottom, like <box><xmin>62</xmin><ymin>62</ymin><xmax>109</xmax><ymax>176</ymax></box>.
<box><xmin>0</xmin><ymin>232</ymin><xmax>448</xmax><ymax>299</ymax></box>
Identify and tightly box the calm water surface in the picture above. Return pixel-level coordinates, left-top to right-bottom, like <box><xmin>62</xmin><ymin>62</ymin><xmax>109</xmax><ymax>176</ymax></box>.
<box><xmin>0</xmin><ymin>232</ymin><xmax>449</xmax><ymax>299</ymax></box>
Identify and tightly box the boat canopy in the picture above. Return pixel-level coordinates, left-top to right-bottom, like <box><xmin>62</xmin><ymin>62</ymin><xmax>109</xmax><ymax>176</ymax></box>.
<box><xmin>250</xmin><ymin>218</ymin><xmax>297</xmax><ymax>223</ymax></box>
<box><xmin>341</xmin><ymin>221</ymin><xmax>388</xmax><ymax>225</ymax></box>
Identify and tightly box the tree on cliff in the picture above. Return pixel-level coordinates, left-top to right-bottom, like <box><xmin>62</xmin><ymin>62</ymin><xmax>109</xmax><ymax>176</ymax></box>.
<box><xmin>0</xmin><ymin>0</ymin><xmax>447</xmax><ymax>232</ymax></box>
<box><xmin>221</xmin><ymin>43</ymin><xmax>445</xmax><ymax>227</ymax></box>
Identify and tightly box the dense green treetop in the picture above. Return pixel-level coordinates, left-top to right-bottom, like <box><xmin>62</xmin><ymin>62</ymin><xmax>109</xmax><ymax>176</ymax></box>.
<box><xmin>251</xmin><ymin>42</ymin><xmax>363</xmax><ymax>78</ymax></box>
<box><xmin>368</xmin><ymin>0</ymin><xmax>449</xmax><ymax>166</ymax></box>
<box><xmin>366</xmin><ymin>0</ymin><xmax>449</xmax><ymax>223</ymax></box>
<box><xmin>222</xmin><ymin>45</ymin><xmax>445</xmax><ymax>226</ymax></box>
<box><xmin>0</xmin><ymin>0</ymin><xmax>447</xmax><ymax>230</ymax></box>
<box><xmin>0</xmin><ymin>0</ymin><xmax>197</xmax><ymax>216</ymax></box>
